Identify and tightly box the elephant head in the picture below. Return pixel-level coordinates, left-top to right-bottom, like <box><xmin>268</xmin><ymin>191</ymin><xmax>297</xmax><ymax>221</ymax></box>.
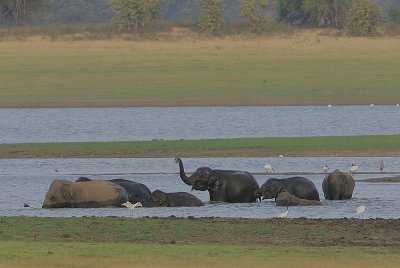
<box><xmin>150</xmin><ymin>190</ymin><xmax>168</xmax><ymax>207</ymax></box>
<box><xmin>175</xmin><ymin>157</ymin><xmax>218</xmax><ymax>192</ymax></box>
<box><xmin>256</xmin><ymin>178</ymin><xmax>284</xmax><ymax>199</ymax></box>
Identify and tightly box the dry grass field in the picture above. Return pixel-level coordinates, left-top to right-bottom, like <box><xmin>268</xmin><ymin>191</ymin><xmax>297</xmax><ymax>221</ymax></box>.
<box><xmin>1</xmin><ymin>32</ymin><xmax>399</xmax><ymax>107</ymax></box>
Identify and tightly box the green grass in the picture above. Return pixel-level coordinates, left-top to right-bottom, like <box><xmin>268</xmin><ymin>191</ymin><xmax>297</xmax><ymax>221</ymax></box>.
<box><xmin>1</xmin><ymin>241</ymin><xmax>400</xmax><ymax>268</ymax></box>
<box><xmin>0</xmin><ymin>36</ymin><xmax>400</xmax><ymax>107</ymax></box>
<box><xmin>358</xmin><ymin>177</ymin><xmax>400</xmax><ymax>183</ymax></box>
<box><xmin>1</xmin><ymin>135</ymin><xmax>400</xmax><ymax>158</ymax></box>
<box><xmin>1</xmin><ymin>217</ymin><xmax>399</xmax><ymax>268</ymax></box>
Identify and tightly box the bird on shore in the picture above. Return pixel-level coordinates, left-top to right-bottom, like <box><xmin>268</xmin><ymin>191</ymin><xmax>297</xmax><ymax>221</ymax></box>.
<box><xmin>122</xmin><ymin>201</ymin><xmax>142</xmax><ymax>217</ymax></box>
<box><xmin>278</xmin><ymin>154</ymin><xmax>285</xmax><ymax>159</ymax></box>
<box><xmin>379</xmin><ymin>160</ymin><xmax>385</xmax><ymax>172</ymax></box>
<box><xmin>276</xmin><ymin>207</ymin><xmax>289</xmax><ymax>218</ymax></box>
<box><xmin>356</xmin><ymin>206</ymin><xmax>366</xmax><ymax>219</ymax></box>
<box><xmin>349</xmin><ymin>164</ymin><xmax>359</xmax><ymax>174</ymax></box>
<box><xmin>322</xmin><ymin>165</ymin><xmax>329</xmax><ymax>174</ymax></box>
<box><xmin>264</xmin><ymin>164</ymin><xmax>275</xmax><ymax>174</ymax></box>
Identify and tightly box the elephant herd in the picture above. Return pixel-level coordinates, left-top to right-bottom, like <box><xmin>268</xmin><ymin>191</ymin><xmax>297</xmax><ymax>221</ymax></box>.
<box><xmin>42</xmin><ymin>157</ymin><xmax>355</xmax><ymax>209</ymax></box>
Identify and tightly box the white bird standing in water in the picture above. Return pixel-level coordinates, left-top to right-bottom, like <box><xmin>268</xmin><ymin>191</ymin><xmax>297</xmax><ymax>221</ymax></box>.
<box><xmin>379</xmin><ymin>160</ymin><xmax>385</xmax><ymax>172</ymax></box>
<box><xmin>356</xmin><ymin>206</ymin><xmax>366</xmax><ymax>219</ymax></box>
<box><xmin>264</xmin><ymin>164</ymin><xmax>275</xmax><ymax>174</ymax></box>
<box><xmin>277</xmin><ymin>207</ymin><xmax>289</xmax><ymax>218</ymax></box>
<box><xmin>122</xmin><ymin>201</ymin><xmax>142</xmax><ymax>217</ymax></box>
<box><xmin>322</xmin><ymin>165</ymin><xmax>329</xmax><ymax>174</ymax></box>
<box><xmin>349</xmin><ymin>164</ymin><xmax>359</xmax><ymax>174</ymax></box>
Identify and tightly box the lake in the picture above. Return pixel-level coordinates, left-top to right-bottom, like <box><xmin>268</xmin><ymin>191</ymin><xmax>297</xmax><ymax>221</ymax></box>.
<box><xmin>1</xmin><ymin>105</ymin><xmax>399</xmax><ymax>143</ymax></box>
<box><xmin>1</xmin><ymin>157</ymin><xmax>399</xmax><ymax>219</ymax></box>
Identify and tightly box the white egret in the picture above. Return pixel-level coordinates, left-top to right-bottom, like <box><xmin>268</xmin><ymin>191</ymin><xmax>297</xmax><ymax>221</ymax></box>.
<box><xmin>276</xmin><ymin>207</ymin><xmax>289</xmax><ymax>218</ymax></box>
<box><xmin>349</xmin><ymin>164</ymin><xmax>359</xmax><ymax>174</ymax></box>
<box><xmin>264</xmin><ymin>164</ymin><xmax>275</xmax><ymax>174</ymax></box>
<box><xmin>122</xmin><ymin>201</ymin><xmax>142</xmax><ymax>217</ymax></box>
<box><xmin>379</xmin><ymin>160</ymin><xmax>385</xmax><ymax>172</ymax></box>
<box><xmin>322</xmin><ymin>165</ymin><xmax>329</xmax><ymax>174</ymax></box>
<box><xmin>356</xmin><ymin>206</ymin><xmax>366</xmax><ymax>219</ymax></box>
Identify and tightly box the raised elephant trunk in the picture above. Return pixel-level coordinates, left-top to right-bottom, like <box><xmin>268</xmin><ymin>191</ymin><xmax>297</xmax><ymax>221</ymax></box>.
<box><xmin>174</xmin><ymin>157</ymin><xmax>196</xmax><ymax>186</ymax></box>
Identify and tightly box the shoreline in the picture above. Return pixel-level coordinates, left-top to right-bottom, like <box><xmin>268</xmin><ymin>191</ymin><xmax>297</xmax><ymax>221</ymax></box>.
<box><xmin>1</xmin><ymin>102</ymin><xmax>400</xmax><ymax>109</ymax></box>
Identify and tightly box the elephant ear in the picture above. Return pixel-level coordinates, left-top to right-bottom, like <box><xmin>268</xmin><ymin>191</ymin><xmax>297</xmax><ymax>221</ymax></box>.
<box><xmin>207</xmin><ymin>176</ymin><xmax>220</xmax><ymax>192</ymax></box>
<box><xmin>271</xmin><ymin>180</ymin><xmax>284</xmax><ymax>197</ymax></box>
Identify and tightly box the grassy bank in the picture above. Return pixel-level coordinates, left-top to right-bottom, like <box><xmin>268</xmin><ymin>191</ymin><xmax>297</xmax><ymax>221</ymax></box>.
<box><xmin>1</xmin><ymin>135</ymin><xmax>400</xmax><ymax>158</ymax></box>
<box><xmin>0</xmin><ymin>217</ymin><xmax>399</xmax><ymax>268</ymax></box>
<box><xmin>1</xmin><ymin>35</ymin><xmax>400</xmax><ymax>108</ymax></box>
<box><xmin>358</xmin><ymin>176</ymin><xmax>400</xmax><ymax>183</ymax></box>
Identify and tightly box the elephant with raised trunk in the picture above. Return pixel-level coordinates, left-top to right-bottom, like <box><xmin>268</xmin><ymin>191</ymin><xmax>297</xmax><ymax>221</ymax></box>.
<box><xmin>150</xmin><ymin>190</ymin><xmax>204</xmax><ymax>207</ymax></box>
<box><xmin>174</xmin><ymin>157</ymin><xmax>259</xmax><ymax>203</ymax></box>
<box><xmin>322</xmin><ymin>169</ymin><xmax>355</xmax><ymax>200</ymax></box>
<box><xmin>256</xmin><ymin>177</ymin><xmax>320</xmax><ymax>201</ymax></box>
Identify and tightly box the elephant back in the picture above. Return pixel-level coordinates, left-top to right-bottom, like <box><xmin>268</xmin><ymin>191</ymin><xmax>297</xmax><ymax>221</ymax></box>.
<box><xmin>322</xmin><ymin>169</ymin><xmax>355</xmax><ymax>200</ymax></box>
<box><xmin>43</xmin><ymin>179</ymin><xmax>129</xmax><ymax>208</ymax></box>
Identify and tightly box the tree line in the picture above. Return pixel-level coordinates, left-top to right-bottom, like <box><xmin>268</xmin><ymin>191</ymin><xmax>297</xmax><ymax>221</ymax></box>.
<box><xmin>1</xmin><ymin>0</ymin><xmax>399</xmax><ymax>36</ymax></box>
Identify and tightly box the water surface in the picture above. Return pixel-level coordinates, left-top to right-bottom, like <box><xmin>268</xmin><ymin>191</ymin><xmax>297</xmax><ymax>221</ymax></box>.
<box><xmin>1</xmin><ymin>157</ymin><xmax>399</xmax><ymax>219</ymax></box>
<box><xmin>1</xmin><ymin>105</ymin><xmax>399</xmax><ymax>143</ymax></box>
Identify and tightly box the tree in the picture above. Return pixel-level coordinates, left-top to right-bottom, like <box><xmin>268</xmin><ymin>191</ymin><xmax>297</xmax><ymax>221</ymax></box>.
<box><xmin>0</xmin><ymin>0</ymin><xmax>50</xmax><ymax>26</ymax></box>
<box><xmin>387</xmin><ymin>5</ymin><xmax>400</xmax><ymax>23</ymax></box>
<box><xmin>240</xmin><ymin>0</ymin><xmax>269</xmax><ymax>33</ymax></box>
<box><xmin>277</xmin><ymin>0</ymin><xmax>304</xmax><ymax>25</ymax></box>
<box><xmin>198</xmin><ymin>0</ymin><xmax>224</xmax><ymax>34</ymax></box>
<box><xmin>277</xmin><ymin>0</ymin><xmax>351</xmax><ymax>28</ymax></box>
<box><xmin>111</xmin><ymin>0</ymin><xmax>160</xmax><ymax>33</ymax></box>
<box><xmin>49</xmin><ymin>0</ymin><xmax>114</xmax><ymax>23</ymax></box>
<box><xmin>345</xmin><ymin>0</ymin><xmax>382</xmax><ymax>36</ymax></box>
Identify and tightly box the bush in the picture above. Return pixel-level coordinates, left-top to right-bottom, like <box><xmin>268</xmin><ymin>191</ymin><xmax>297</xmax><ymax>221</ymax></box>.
<box><xmin>345</xmin><ymin>0</ymin><xmax>382</xmax><ymax>36</ymax></box>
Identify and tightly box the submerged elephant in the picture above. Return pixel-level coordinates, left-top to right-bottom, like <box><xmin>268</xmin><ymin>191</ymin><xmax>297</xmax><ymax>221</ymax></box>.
<box><xmin>256</xmin><ymin>177</ymin><xmax>320</xmax><ymax>201</ymax></box>
<box><xmin>275</xmin><ymin>192</ymin><xmax>321</xmax><ymax>206</ymax></box>
<box><xmin>76</xmin><ymin>177</ymin><xmax>152</xmax><ymax>205</ymax></box>
<box><xmin>42</xmin><ymin>179</ymin><xmax>128</xmax><ymax>208</ymax></box>
<box><xmin>150</xmin><ymin>190</ymin><xmax>204</xmax><ymax>207</ymax></box>
<box><xmin>175</xmin><ymin>157</ymin><xmax>259</xmax><ymax>203</ymax></box>
<box><xmin>322</xmin><ymin>169</ymin><xmax>355</xmax><ymax>200</ymax></box>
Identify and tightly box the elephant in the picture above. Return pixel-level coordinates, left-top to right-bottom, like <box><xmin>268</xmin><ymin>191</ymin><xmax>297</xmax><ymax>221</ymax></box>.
<box><xmin>322</xmin><ymin>169</ymin><xmax>355</xmax><ymax>200</ymax></box>
<box><xmin>150</xmin><ymin>190</ymin><xmax>204</xmax><ymax>207</ymax></box>
<box><xmin>76</xmin><ymin>177</ymin><xmax>152</xmax><ymax>205</ymax></box>
<box><xmin>174</xmin><ymin>157</ymin><xmax>259</xmax><ymax>203</ymax></box>
<box><xmin>256</xmin><ymin>177</ymin><xmax>320</xmax><ymax>201</ymax></box>
<box><xmin>42</xmin><ymin>179</ymin><xmax>128</xmax><ymax>208</ymax></box>
<box><xmin>275</xmin><ymin>192</ymin><xmax>321</xmax><ymax>206</ymax></box>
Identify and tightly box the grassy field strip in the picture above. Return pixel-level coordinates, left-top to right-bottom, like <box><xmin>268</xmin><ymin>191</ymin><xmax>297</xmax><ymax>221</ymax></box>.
<box><xmin>1</xmin><ymin>36</ymin><xmax>400</xmax><ymax>107</ymax></box>
<box><xmin>1</xmin><ymin>135</ymin><xmax>400</xmax><ymax>158</ymax></box>
<box><xmin>1</xmin><ymin>241</ymin><xmax>399</xmax><ymax>268</ymax></box>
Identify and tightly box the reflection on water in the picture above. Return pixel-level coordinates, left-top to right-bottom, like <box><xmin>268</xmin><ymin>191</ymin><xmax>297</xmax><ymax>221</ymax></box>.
<box><xmin>1</xmin><ymin>157</ymin><xmax>399</xmax><ymax>219</ymax></box>
<box><xmin>1</xmin><ymin>105</ymin><xmax>399</xmax><ymax>143</ymax></box>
